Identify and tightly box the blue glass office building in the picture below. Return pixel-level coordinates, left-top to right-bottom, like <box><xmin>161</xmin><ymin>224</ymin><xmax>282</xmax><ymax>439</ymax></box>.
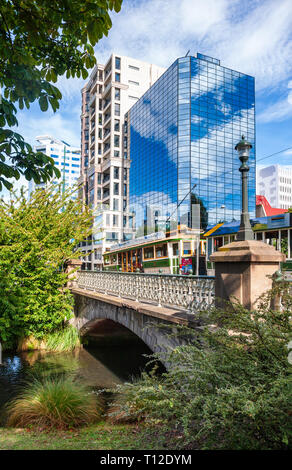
<box><xmin>127</xmin><ymin>53</ymin><xmax>255</xmax><ymax>234</ymax></box>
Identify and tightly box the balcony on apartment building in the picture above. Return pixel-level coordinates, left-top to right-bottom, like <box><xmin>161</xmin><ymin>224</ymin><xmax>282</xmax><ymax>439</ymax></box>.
<box><xmin>102</xmin><ymin>173</ymin><xmax>110</xmax><ymax>187</ymax></box>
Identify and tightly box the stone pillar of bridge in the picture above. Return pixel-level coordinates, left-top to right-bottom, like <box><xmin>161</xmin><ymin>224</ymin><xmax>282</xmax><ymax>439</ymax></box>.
<box><xmin>210</xmin><ymin>240</ymin><xmax>285</xmax><ymax>310</ymax></box>
<box><xmin>65</xmin><ymin>259</ymin><xmax>83</xmax><ymax>288</ymax></box>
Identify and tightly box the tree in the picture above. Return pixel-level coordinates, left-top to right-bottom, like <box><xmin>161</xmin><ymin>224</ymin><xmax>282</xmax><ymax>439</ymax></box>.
<box><xmin>0</xmin><ymin>0</ymin><xmax>123</xmax><ymax>191</ymax></box>
<box><xmin>0</xmin><ymin>185</ymin><xmax>93</xmax><ymax>348</ymax></box>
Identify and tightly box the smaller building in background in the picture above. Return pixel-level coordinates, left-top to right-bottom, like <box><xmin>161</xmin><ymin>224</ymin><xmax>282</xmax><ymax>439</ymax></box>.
<box><xmin>28</xmin><ymin>135</ymin><xmax>81</xmax><ymax>198</ymax></box>
<box><xmin>257</xmin><ymin>164</ymin><xmax>292</xmax><ymax>210</ymax></box>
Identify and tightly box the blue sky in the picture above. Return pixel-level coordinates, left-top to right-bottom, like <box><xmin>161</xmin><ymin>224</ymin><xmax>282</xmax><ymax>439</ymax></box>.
<box><xmin>7</xmin><ymin>0</ymin><xmax>292</xmax><ymax>189</ymax></box>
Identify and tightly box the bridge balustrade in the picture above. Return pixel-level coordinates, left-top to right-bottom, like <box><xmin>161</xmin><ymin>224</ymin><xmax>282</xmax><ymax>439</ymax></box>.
<box><xmin>76</xmin><ymin>271</ymin><xmax>215</xmax><ymax>313</ymax></box>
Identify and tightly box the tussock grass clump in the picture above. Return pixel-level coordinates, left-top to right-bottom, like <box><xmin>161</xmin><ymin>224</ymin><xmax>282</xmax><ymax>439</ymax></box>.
<box><xmin>6</xmin><ymin>376</ymin><xmax>105</xmax><ymax>429</ymax></box>
<box><xmin>44</xmin><ymin>326</ymin><xmax>80</xmax><ymax>352</ymax></box>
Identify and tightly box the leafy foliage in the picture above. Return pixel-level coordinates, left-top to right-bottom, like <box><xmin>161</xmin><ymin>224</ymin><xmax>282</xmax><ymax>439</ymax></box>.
<box><xmin>0</xmin><ymin>0</ymin><xmax>123</xmax><ymax>190</ymax></box>
<box><xmin>6</xmin><ymin>376</ymin><xmax>105</xmax><ymax>429</ymax></box>
<box><xmin>112</xmin><ymin>287</ymin><xmax>292</xmax><ymax>449</ymax></box>
<box><xmin>0</xmin><ymin>185</ymin><xmax>92</xmax><ymax>347</ymax></box>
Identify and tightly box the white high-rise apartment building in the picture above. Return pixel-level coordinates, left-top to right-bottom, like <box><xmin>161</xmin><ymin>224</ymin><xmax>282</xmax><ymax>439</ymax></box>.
<box><xmin>79</xmin><ymin>54</ymin><xmax>165</xmax><ymax>270</ymax></box>
<box><xmin>257</xmin><ymin>164</ymin><xmax>292</xmax><ymax>209</ymax></box>
<box><xmin>28</xmin><ymin>135</ymin><xmax>81</xmax><ymax>198</ymax></box>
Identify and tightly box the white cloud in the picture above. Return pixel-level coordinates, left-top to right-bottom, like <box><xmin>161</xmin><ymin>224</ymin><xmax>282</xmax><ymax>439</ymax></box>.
<box><xmin>257</xmin><ymin>81</ymin><xmax>292</xmax><ymax>123</ymax></box>
<box><xmin>95</xmin><ymin>0</ymin><xmax>292</xmax><ymax>91</ymax></box>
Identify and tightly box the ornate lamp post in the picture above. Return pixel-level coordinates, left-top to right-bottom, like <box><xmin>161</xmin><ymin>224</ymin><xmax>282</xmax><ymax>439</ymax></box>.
<box><xmin>235</xmin><ymin>135</ymin><xmax>254</xmax><ymax>241</ymax></box>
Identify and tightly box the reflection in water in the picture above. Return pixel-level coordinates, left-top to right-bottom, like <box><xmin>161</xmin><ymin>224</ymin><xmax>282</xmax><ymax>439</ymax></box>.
<box><xmin>0</xmin><ymin>332</ymin><xmax>156</xmax><ymax>414</ymax></box>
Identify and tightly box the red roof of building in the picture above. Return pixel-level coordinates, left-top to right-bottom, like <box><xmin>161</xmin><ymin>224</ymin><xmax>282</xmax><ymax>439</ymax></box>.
<box><xmin>256</xmin><ymin>195</ymin><xmax>288</xmax><ymax>216</ymax></box>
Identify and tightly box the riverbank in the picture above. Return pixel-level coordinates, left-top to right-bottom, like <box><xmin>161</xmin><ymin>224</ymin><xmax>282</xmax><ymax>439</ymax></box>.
<box><xmin>0</xmin><ymin>422</ymin><xmax>180</xmax><ymax>450</ymax></box>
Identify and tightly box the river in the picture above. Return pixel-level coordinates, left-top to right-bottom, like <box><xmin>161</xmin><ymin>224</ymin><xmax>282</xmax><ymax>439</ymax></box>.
<box><xmin>0</xmin><ymin>326</ymin><xmax>161</xmax><ymax>420</ymax></box>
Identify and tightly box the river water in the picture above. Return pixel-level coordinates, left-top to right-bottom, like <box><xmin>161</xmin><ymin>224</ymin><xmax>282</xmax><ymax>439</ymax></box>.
<box><xmin>0</xmin><ymin>328</ymin><xmax>158</xmax><ymax>418</ymax></box>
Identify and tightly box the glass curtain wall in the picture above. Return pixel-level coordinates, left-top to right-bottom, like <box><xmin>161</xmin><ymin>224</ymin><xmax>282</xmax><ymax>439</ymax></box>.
<box><xmin>129</xmin><ymin>54</ymin><xmax>255</xmax><ymax>236</ymax></box>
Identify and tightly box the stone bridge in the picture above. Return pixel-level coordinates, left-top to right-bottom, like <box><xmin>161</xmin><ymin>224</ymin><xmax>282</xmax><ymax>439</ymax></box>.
<box><xmin>70</xmin><ymin>270</ymin><xmax>215</xmax><ymax>357</ymax></box>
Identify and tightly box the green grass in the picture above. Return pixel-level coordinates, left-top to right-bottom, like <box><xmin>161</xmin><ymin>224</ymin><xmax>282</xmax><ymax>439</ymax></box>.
<box><xmin>0</xmin><ymin>423</ymin><xmax>173</xmax><ymax>450</ymax></box>
<box><xmin>6</xmin><ymin>376</ymin><xmax>104</xmax><ymax>429</ymax></box>
<box><xmin>44</xmin><ymin>325</ymin><xmax>80</xmax><ymax>352</ymax></box>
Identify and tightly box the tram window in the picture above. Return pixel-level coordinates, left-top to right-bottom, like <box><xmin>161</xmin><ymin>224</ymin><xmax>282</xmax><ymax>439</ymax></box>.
<box><xmin>156</xmin><ymin>244</ymin><xmax>167</xmax><ymax>258</ymax></box>
<box><xmin>183</xmin><ymin>242</ymin><xmax>192</xmax><ymax>255</ymax></box>
<box><xmin>173</xmin><ymin>243</ymin><xmax>179</xmax><ymax>256</ymax></box>
<box><xmin>144</xmin><ymin>246</ymin><xmax>154</xmax><ymax>259</ymax></box>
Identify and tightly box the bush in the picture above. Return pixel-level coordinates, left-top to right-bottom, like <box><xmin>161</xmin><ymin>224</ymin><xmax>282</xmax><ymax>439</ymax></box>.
<box><xmin>111</xmin><ymin>285</ymin><xmax>292</xmax><ymax>449</ymax></box>
<box><xmin>6</xmin><ymin>376</ymin><xmax>105</xmax><ymax>429</ymax></box>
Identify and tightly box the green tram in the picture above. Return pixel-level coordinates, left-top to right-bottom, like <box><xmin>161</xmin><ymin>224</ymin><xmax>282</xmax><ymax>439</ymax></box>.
<box><xmin>103</xmin><ymin>228</ymin><xmax>207</xmax><ymax>275</ymax></box>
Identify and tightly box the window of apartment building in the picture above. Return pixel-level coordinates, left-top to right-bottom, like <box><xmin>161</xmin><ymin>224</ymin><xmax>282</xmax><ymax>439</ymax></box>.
<box><xmin>124</xmin><ymin>136</ymin><xmax>128</xmax><ymax>147</ymax></box>
<box><xmin>106</xmin><ymin>232</ymin><xmax>118</xmax><ymax>241</ymax></box>
<box><xmin>129</xmin><ymin>65</ymin><xmax>140</xmax><ymax>71</ymax></box>
<box><xmin>106</xmin><ymin>214</ymin><xmax>110</xmax><ymax>226</ymax></box>
<box><xmin>89</xmin><ymin>174</ymin><xmax>94</xmax><ymax>187</ymax></box>
<box><xmin>123</xmin><ymin>216</ymin><xmax>127</xmax><ymax>227</ymax></box>
<box><xmin>98</xmin><ymin>144</ymin><xmax>102</xmax><ymax>155</ymax></box>
<box><xmin>124</xmin><ymin>168</ymin><xmax>127</xmax><ymax>181</ymax></box>
<box><xmin>144</xmin><ymin>247</ymin><xmax>154</xmax><ymax>259</ymax></box>
<box><xmin>114</xmin><ymin>167</ymin><xmax>119</xmax><ymax>179</ymax></box>
<box><xmin>114</xmin><ymin>119</ymin><xmax>120</xmax><ymax>131</ymax></box>
<box><xmin>123</xmin><ymin>199</ymin><xmax>127</xmax><ymax>210</ymax></box>
<box><xmin>113</xmin><ymin>198</ymin><xmax>119</xmax><ymax>210</ymax></box>
<box><xmin>115</xmin><ymin>72</ymin><xmax>120</xmax><ymax>82</ymax></box>
<box><xmin>113</xmin><ymin>215</ymin><xmax>118</xmax><ymax>226</ymax></box>
<box><xmin>124</xmin><ymin>184</ymin><xmax>127</xmax><ymax>196</ymax></box>
<box><xmin>98</xmin><ymin>69</ymin><xmax>103</xmax><ymax>81</ymax></box>
<box><xmin>115</xmin><ymin>103</ymin><xmax>120</xmax><ymax>116</ymax></box>
<box><xmin>124</xmin><ymin>151</ymin><xmax>128</xmax><ymax>159</ymax></box>
<box><xmin>128</xmin><ymin>80</ymin><xmax>139</xmax><ymax>86</ymax></box>
<box><xmin>98</xmin><ymin>114</ymin><xmax>102</xmax><ymax>125</ymax></box>
<box><xmin>115</xmin><ymin>57</ymin><xmax>121</xmax><ymax>70</ymax></box>
<box><xmin>97</xmin><ymin>188</ymin><xmax>101</xmax><ymax>199</ymax></box>
<box><xmin>114</xmin><ymin>183</ymin><xmax>119</xmax><ymax>195</ymax></box>
<box><xmin>98</xmin><ymin>128</ymin><xmax>102</xmax><ymax>139</ymax></box>
<box><xmin>124</xmin><ymin>121</ymin><xmax>128</xmax><ymax>134</ymax></box>
<box><xmin>114</xmin><ymin>135</ymin><xmax>120</xmax><ymax>147</ymax></box>
<box><xmin>114</xmin><ymin>150</ymin><xmax>120</xmax><ymax>157</ymax></box>
<box><xmin>115</xmin><ymin>88</ymin><xmax>120</xmax><ymax>100</ymax></box>
<box><xmin>129</xmin><ymin>216</ymin><xmax>133</xmax><ymax>228</ymax></box>
<box><xmin>97</xmin><ymin>173</ymin><xmax>102</xmax><ymax>184</ymax></box>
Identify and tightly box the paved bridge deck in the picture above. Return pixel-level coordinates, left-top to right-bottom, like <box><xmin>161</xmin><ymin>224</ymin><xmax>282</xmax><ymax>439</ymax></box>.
<box><xmin>71</xmin><ymin>287</ymin><xmax>199</xmax><ymax>327</ymax></box>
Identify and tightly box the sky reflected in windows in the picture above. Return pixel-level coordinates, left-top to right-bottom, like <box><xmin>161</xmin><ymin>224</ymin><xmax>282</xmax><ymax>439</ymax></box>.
<box><xmin>128</xmin><ymin>55</ymin><xmax>255</xmax><ymax>235</ymax></box>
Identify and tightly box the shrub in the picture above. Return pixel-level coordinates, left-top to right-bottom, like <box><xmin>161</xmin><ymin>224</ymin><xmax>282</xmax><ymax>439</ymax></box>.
<box><xmin>111</xmin><ymin>285</ymin><xmax>292</xmax><ymax>450</ymax></box>
<box><xmin>6</xmin><ymin>376</ymin><xmax>105</xmax><ymax>429</ymax></box>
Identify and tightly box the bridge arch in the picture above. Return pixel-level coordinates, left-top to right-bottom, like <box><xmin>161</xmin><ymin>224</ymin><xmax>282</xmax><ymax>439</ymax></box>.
<box><xmin>72</xmin><ymin>293</ymin><xmax>184</xmax><ymax>359</ymax></box>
